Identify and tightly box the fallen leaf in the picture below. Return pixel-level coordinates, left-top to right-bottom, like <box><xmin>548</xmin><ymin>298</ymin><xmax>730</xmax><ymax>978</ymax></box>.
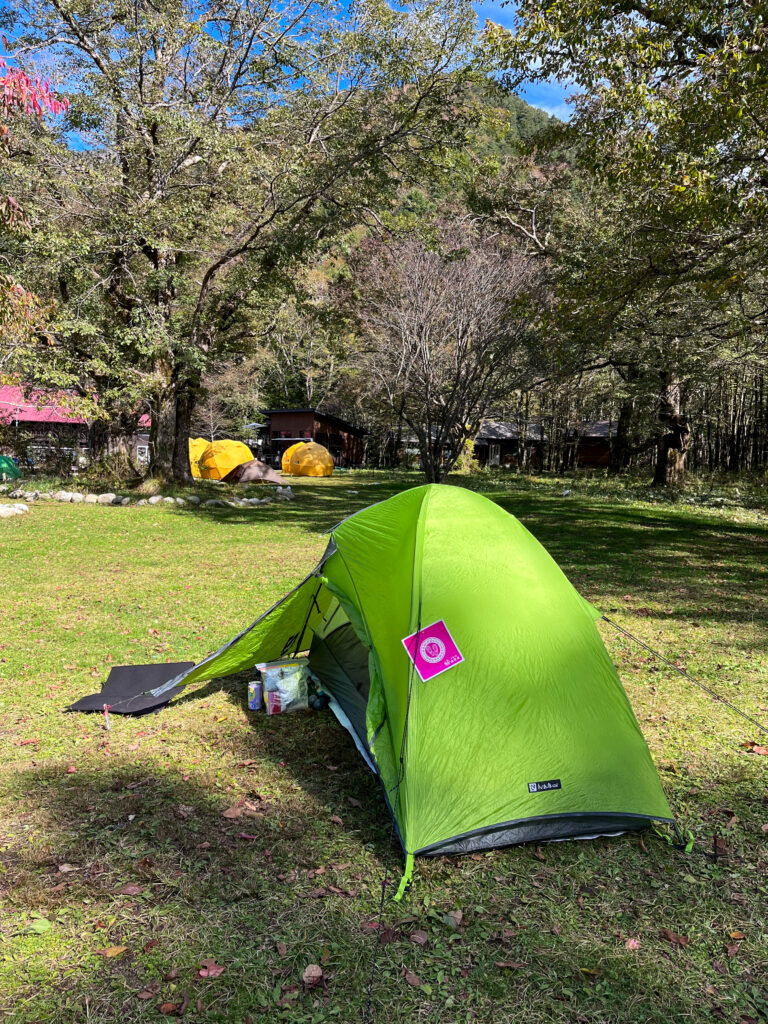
<box><xmin>276</xmin><ymin>941</ymin><xmax>287</xmax><ymax>956</ymax></box>
<box><xmin>158</xmin><ymin>1002</ymin><xmax>181</xmax><ymax>1016</ymax></box>
<box><xmin>533</xmin><ymin>846</ymin><xmax>545</xmax><ymax>861</ymax></box>
<box><xmin>410</xmin><ymin>930</ymin><xmax>428</xmax><ymax>946</ymax></box>
<box><xmin>726</xmin><ymin>943</ymin><xmax>740</xmax><ymax>957</ymax></box>
<box><xmin>66</xmin><ymin>765</ymin><xmax>76</xmax><ymax>773</ymax></box>
<box><xmin>143</xmin><ymin>939</ymin><xmax>159</xmax><ymax>952</ymax></box>
<box><xmin>58</xmin><ymin>863</ymin><xmax>78</xmax><ymax>874</ymax></box>
<box><xmin>302</xmin><ymin>964</ymin><xmax>324</xmax><ymax>988</ymax></box>
<box><xmin>625</xmin><ymin>938</ymin><xmax>641</xmax><ymax>951</ymax></box>
<box><xmin>495</xmin><ymin>961</ymin><xmax>526</xmax><ymax>969</ymax></box>
<box><xmin>761</xmin><ymin>823</ymin><xmax>768</xmax><ymax>833</ymax></box>
<box><xmin>164</xmin><ymin>968</ymin><xmax>179</xmax><ymax>981</ymax></box>
<box><xmin>117</xmin><ymin>883</ymin><xmax>144</xmax><ymax>896</ymax></box>
<box><xmin>580</xmin><ymin>967</ymin><xmax>600</xmax><ymax>977</ymax></box>
<box><xmin>658</xmin><ymin>929</ymin><xmax>689</xmax><ymax>947</ymax></box>
<box><xmin>704</xmin><ymin>983</ymin><xmax>717</xmax><ymax>996</ymax></box>
<box><xmin>330</xmin><ymin>815</ymin><xmax>343</xmax><ymax>826</ymax></box>
<box><xmin>379</xmin><ymin>927</ymin><xmax>398</xmax><ymax>945</ymax></box>
<box><xmin>729</xmin><ymin>931</ymin><xmax>746</xmax><ymax>940</ymax></box>
<box><xmin>442</xmin><ymin>909</ymin><xmax>463</xmax><ymax>930</ymax></box>
<box><xmin>198</xmin><ymin>959</ymin><xmax>225</xmax><ymax>979</ymax></box>
<box><xmin>740</xmin><ymin>741</ymin><xmax>768</xmax><ymax>755</ymax></box>
<box><xmin>402</xmin><ymin>968</ymin><xmax>422</xmax><ymax>987</ymax></box>
<box><xmin>712</xmin><ymin>960</ymin><xmax>727</xmax><ymax>975</ymax></box>
<box><xmin>222</xmin><ymin>806</ymin><xmax>242</xmax><ymax>819</ymax></box>
<box><xmin>137</xmin><ymin>982</ymin><xmax>160</xmax><ymax>1000</ymax></box>
<box><xmin>19</xmin><ymin>738</ymin><xmax>38</xmax><ymax>746</ymax></box>
<box><xmin>347</xmin><ymin>797</ymin><xmax>362</xmax><ymax>808</ymax></box>
<box><xmin>96</xmin><ymin>945</ymin><xmax>128</xmax><ymax>958</ymax></box>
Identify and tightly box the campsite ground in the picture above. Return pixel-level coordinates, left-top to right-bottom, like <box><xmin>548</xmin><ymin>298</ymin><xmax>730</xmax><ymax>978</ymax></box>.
<box><xmin>1</xmin><ymin>472</ymin><xmax>767</xmax><ymax>1023</ymax></box>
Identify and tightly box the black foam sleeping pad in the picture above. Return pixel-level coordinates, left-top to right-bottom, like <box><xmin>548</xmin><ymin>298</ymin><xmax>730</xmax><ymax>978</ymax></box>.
<box><xmin>66</xmin><ymin>662</ymin><xmax>194</xmax><ymax>716</ymax></box>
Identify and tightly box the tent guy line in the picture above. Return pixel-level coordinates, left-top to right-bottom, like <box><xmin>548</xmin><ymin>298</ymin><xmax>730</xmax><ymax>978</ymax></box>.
<box><xmin>602</xmin><ymin>616</ymin><xmax>768</xmax><ymax>738</ymax></box>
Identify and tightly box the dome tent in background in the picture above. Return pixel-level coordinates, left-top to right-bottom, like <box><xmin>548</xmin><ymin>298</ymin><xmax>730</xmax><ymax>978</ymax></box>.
<box><xmin>0</xmin><ymin>455</ymin><xmax>21</xmax><ymax>480</ymax></box>
<box><xmin>188</xmin><ymin>437</ymin><xmax>208</xmax><ymax>478</ymax></box>
<box><xmin>149</xmin><ymin>484</ymin><xmax>673</xmax><ymax>892</ymax></box>
<box><xmin>281</xmin><ymin>441</ymin><xmax>306</xmax><ymax>475</ymax></box>
<box><xmin>197</xmin><ymin>440</ymin><xmax>253</xmax><ymax>481</ymax></box>
<box><xmin>283</xmin><ymin>440</ymin><xmax>334</xmax><ymax>477</ymax></box>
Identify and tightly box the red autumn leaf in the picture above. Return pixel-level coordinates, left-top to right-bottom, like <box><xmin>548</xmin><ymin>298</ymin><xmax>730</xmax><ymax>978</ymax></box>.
<box><xmin>198</xmin><ymin>959</ymin><xmax>225</xmax><ymax>979</ymax></box>
<box><xmin>495</xmin><ymin>961</ymin><xmax>526</xmax><ymax>969</ymax></box>
<box><xmin>143</xmin><ymin>939</ymin><xmax>159</xmax><ymax>952</ymax></box>
<box><xmin>66</xmin><ymin>765</ymin><xmax>76</xmax><ymax>773</ymax></box>
<box><xmin>158</xmin><ymin>1002</ymin><xmax>181</xmax><ymax>1016</ymax></box>
<box><xmin>410</xmin><ymin>930</ymin><xmax>428</xmax><ymax>946</ymax></box>
<box><xmin>658</xmin><ymin>928</ymin><xmax>689</xmax><ymax>947</ymax></box>
<box><xmin>740</xmin><ymin>741</ymin><xmax>768</xmax><ymax>755</ymax></box>
<box><xmin>117</xmin><ymin>883</ymin><xmax>144</xmax><ymax>896</ymax></box>
<box><xmin>19</xmin><ymin>738</ymin><xmax>38</xmax><ymax>746</ymax></box>
<box><xmin>402</xmin><ymin>968</ymin><xmax>422</xmax><ymax>987</ymax></box>
<box><xmin>302</xmin><ymin>964</ymin><xmax>323</xmax><ymax>988</ymax></box>
<box><xmin>625</xmin><ymin>937</ymin><xmax>641</xmax><ymax>951</ymax></box>
<box><xmin>330</xmin><ymin>814</ymin><xmax>343</xmax><ymax>825</ymax></box>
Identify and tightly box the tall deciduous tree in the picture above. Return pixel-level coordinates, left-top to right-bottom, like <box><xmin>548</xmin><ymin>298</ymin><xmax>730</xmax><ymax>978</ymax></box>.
<box><xmin>9</xmin><ymin>0</ymin><xmax>477</xmax><ymax>479</ymax></box>
<box><xmin>352</xmin><ymin>224</ymin><xmax>538</xmax><ymax>482</ymax></box>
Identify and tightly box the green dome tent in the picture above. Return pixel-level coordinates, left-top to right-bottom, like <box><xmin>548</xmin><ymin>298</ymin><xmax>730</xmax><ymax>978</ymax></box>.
<box><xmin>151</xmin><ymin>485</ymin><xmax>672</xmax><ymax>891</ymax></box>
<box><xmin>0</xmin><ymin>455</ymin><xmax>20</xmax><ymax>480</ymax></box>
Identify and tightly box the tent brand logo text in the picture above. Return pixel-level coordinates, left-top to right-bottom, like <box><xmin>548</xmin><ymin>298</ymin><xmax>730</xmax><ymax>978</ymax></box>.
<box><xmin>402</xmin><ymin>619</ymin><xmax>463</xmax><ymax>682</ymax></box>
<box><xmin>528</xmin><ymin>779</ymin><xmax>562</xmax><ymax>793</ymax></box>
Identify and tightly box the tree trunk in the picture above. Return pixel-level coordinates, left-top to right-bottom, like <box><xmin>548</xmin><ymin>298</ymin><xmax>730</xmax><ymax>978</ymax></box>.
<box><xmin>172</xmin><ymin>379</ymin><xmax>199</xmax><ymax>483</ymax></box>
<box><xmin>651</xmin><ymin>373</ymin><xmax>689</xmax><ymax>487</ymax></box>
<box><xmin>609</xmin><ymin>399</ymin><xmax>634</xmax><ymax>475</ymax></box>
<box><xmin>150</xmin><ymin>386</ymin><xmax>177</xmax><ymax>479</ymax></box>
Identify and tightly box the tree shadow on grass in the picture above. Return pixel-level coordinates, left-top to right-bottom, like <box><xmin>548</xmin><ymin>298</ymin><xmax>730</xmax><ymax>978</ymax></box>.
<box><xmin>5</xmin><ymin>736</ymin><xmax>767</xmax><ymax>1024</ymax></box>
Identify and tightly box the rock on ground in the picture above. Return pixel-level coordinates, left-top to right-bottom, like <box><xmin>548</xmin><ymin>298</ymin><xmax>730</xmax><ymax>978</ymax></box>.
<box><xmin>84</xmin><ymin>494</ymin><xmax>98</xmax><ymax>503</ymax></box>
<box><xmin>96</xmin><ymin>493</ymin><xmax>116</xmax><ymax>505</ymax></box>
<box><xmin>54</xmin><ymin>491</ymin><xmax>73</xmax><ymax>502</ymax></box>
<box><xmin>147</xmin><ymin>495</ymin><xmax>163</xmax><ymax>505</ymax></box>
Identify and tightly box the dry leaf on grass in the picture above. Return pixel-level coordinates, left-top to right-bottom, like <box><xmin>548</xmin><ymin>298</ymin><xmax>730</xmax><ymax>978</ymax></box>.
<box><xmin>410</xmin><ymin>930</ymin><xmax>428</xmax><ymax>947</ymax></box>
<box><xmin>96</xmin><ymin>945</ymin><xmax>128</xmax><ymax>958</ymax></box>
<box><xmin>198</xmin><ymin>959</ymin><xmax>225</xmax><ymax>979</ymax></box>
<box><xmin>302</xmin><ymin>964</ymin><xmax>324</xmax><ymax>988</ymax></box>
<box><xmin>658</xmin><ymin>929</ymin><xmax>689</xmax><ymax>947</ymax></box>
<box><xmin>402</xmin><ymin>968</ymin><xmax>422</xmax><ymax>987</ymax></box>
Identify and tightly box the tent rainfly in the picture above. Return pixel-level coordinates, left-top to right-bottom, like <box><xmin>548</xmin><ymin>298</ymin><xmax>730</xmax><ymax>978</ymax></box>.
<box><xmin>188</xmin><ymin>437</ymin><xmax>208</xmax><ymax>479</ymax></box>
<box><xmin>282</xmin><ymin>441</ymin><xmax>334</xmax><ymax>477</ymax></box>
<box><xmin>198</xmin><ymin>440</ymin><xmax>254</xmax><ymax>481</ymax></box>
<box><xmin>149</xmin><ymin>485</ymin><xmax>673</xmax><ymax>895</ymax></box>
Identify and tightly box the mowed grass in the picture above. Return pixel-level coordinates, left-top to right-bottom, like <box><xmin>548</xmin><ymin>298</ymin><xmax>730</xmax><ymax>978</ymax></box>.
<box><xmin>1</xmin><ymin>473</ymin><xmax>767</xmax><ymax>1024</ymax></box>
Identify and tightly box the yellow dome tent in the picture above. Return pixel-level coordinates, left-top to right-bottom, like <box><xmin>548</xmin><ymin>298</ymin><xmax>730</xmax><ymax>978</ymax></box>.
<box><xmin>281</xmin><ymin>441</ymin><xmax>306</xmax><ymax>475</ymax></box>
<box><xmin>284</xmin><ymin>440</ymin><xmax>334</xmax><ymax>477</ymax></box>
<box><xmin>188</xmin><ymin>437</ymin><xmax>208</xmax><ymax>479</ymax></box>
<box><xmin>198</xmin><ymin>440</ymin><xmax>254</xmax><ymax>481</ymax></box>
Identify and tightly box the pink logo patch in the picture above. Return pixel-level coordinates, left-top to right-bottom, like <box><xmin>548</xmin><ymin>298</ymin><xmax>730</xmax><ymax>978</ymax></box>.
<box><xmin>402</xmin><ymin>619</ymin><xmax>463</xmax><ymax>682</ymax></box>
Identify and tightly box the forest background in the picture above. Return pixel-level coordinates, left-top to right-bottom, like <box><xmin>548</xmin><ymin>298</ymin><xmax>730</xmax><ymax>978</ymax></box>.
<box><xmin>1</xmin><ymin>0</ymin><xmax>766</xmax><ymax>488</ymax></box>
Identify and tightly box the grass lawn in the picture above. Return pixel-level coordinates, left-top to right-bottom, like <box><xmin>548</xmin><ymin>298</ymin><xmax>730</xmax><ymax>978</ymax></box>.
<box><xmin>1</xmin><ymin>473</ymin><xmax>767</xmax><ymax>1023</ymax></box>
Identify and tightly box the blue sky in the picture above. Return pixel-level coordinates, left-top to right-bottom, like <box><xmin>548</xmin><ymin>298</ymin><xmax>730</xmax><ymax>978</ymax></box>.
<box><xmin>473</xmin><ymin>0</ymin><xmax>572</xmax><ymax>120</ymax></box>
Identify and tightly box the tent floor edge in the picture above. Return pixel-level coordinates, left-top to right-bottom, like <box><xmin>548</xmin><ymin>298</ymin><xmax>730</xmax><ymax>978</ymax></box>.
<box><xmin>415</xmin><ymin>812</ymin><xmax>676</xmax><ymax>858</ymax></box>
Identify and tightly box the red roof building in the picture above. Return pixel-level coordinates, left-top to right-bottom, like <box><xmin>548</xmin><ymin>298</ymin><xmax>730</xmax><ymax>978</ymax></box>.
<box><xmin>0</xmin><ymin>385</ymin><xmax>87</xmax><ymax>426</ymax></box>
